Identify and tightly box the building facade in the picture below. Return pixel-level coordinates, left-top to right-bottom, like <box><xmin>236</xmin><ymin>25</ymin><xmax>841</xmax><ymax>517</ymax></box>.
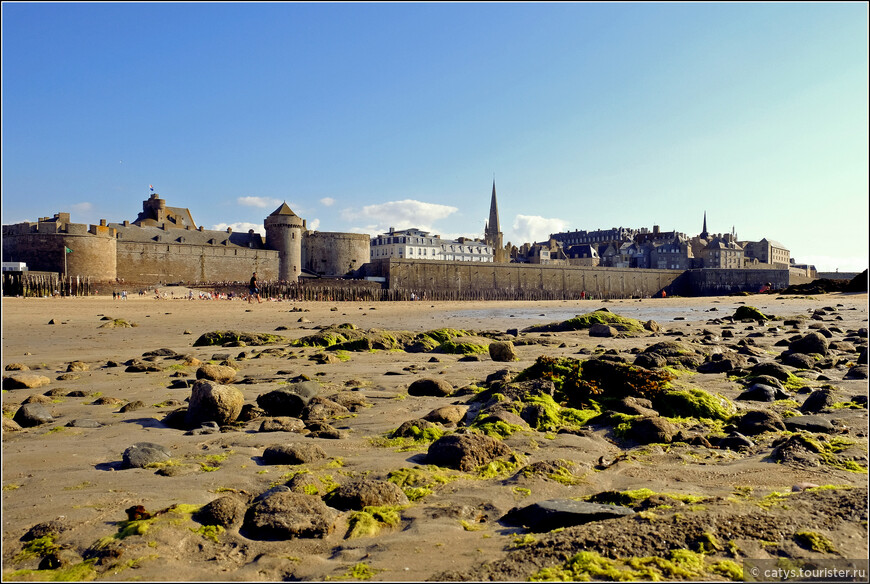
<box><xmin>742</xmin><ymin>238</ymin><xmax>790</xmax><ymax>269</ymax></box>
<box><xmin>702</xmin><ymin>235</ymin><xmax>744</xmax><ymax>269</ymax></box>
<box><xmin>370</xmin><ymin>228</ymin><xmax>494</xmax><ymax>262</ymax></box>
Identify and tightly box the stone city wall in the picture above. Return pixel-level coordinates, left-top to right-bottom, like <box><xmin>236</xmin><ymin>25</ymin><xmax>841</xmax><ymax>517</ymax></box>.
<box><xmin>1</xmin><ymin>230</ymin><xmax>117</xmax><ymax>280</ymax></box>
<box><xmin>365</xmin><ymin>259</ymin><xmax>792</xmax><ymax>299</ymax></box>
<box><xmin>115</xmin><ymin>241</ymin><xmax>279</xmax><ymax>284</ymax></box>
<box><xmin>686</xmin><ymin>268</ymin><xmax>790</xmax><ymax>295</ymax></box>
<box><xmin>303</xmin><ymin>232</ymin><xmax>370</xmax><ymax>277</ymax></box>
<box><xmin>368</xmin><ymin>259</ymin><xmax>686</xmax><ymax>299</ymax></box>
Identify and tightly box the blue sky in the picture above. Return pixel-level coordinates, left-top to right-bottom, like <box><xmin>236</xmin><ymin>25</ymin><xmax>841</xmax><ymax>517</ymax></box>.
<box><xmin>2</xmin><ymin>2</ymin><xmax>867</xmax><ymax>272</ymax></box>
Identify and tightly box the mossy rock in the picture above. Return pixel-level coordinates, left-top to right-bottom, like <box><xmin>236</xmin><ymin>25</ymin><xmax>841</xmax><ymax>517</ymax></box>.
<box><xmin>733</xmin><ymin>306</ymin><xmax>770</xmax><ymax>321</ymax></box>
<box><xmin>523</xmin><ymin>309</ymin><xmax>647</xmax><ymax>335</ymax></box>
<box><xmin>424</xmin><ymin>328</ymin><xmax>471</xmax><ymax>344</ymax></box>
<box><xmin>642</xmin><ymin>341</ymin><xmax>699</xmax><ymax>357</ymax></box>
<box><xmin>653</xmin><ymin>388</ymin><xmax>735</xmax><ymax>421</ymax></box>
<box><xmin>329</xmin><ymin>337</ymin><xmax>373</xmax><ymax>352</ymax></box>
<box><xmin>406</xmin><ymin>335</ymin><xmax>441</xmax><ymax>353</ymax></box>
<box><xmin>390</xmin><ymin>419</ymin><xmax>445</xmax><ymax>442</ymax></box>
<box><xmin>193</xmin><ymin>331</ymin><xmax>287</xmax><ymax>347</ymax></box>
<box><xmin>438</xmin><ymin>337</ymin><xmax>491</xmax><ymax>355</ymax></box>
<box><xmin>291</xmin><ymin>329</ymin><xmax>353</xmax><ymax>348</ymax></box>
<box><xmin>517</xmin><ymin>393</ymin><xmax>600</xmax><ymax>431</ymax></box>
<box><xmin>517</xmin><ymin>459</ymin><xmax>586</xmax><ymax>485</ymax></box>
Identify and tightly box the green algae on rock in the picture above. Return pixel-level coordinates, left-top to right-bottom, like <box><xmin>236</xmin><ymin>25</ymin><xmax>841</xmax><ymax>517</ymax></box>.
<box><xmin>515</xmin><ymin>355</ymin><xmax>674</xmax><ymax>408</ymax></box>
<box><xmin>653</xmin><ymin>388</ymin><xmax>735</xmax><ymax>421</ymax></box>
<box><xmin>523</xmin><ymin>308</ymin><xmax>648</xmax><ymax>335</ymax></box>
<box><xmin>193</xmin><ymin>330</ymin><xmax>287</xmax><ymax>347</ymax></box>
<box><xmin>733</xmin><ymin>306</ymin><xmax>771</xmax><ymax>321</ymax></box>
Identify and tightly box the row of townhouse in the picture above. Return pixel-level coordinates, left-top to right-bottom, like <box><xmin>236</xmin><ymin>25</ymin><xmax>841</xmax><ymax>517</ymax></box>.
<box><xmin>370</xmin><ymin>227</ymin><xmax>494</xmax><ymax>262</ymax></box>
<box><xmin>523</xmin><ymin>228</ymin><xmax>794</xmax><ymax>271</ymax></box>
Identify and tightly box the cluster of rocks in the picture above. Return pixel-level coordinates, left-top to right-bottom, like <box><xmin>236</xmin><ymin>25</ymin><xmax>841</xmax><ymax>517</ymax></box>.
<box><xmin>3</xmin><ymin>301</ymin><xmax>868</xmax><ymax>572</ymax></box>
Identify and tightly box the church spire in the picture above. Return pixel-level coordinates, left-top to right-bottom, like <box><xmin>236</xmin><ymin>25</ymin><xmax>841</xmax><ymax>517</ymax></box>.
<box><xmin>484</xmin><ymin>179</ymin><xmax>505</xmax><ymax>262</ymax></box>
<box><xmin>700</xmin><ymin>211</ymin><xmax>709</xmax><ymax>239</ymax></box>
<box><xmin>487</xmin><ymin>179</ymin><xmax>500</xmax><ymax>234</ymax></box>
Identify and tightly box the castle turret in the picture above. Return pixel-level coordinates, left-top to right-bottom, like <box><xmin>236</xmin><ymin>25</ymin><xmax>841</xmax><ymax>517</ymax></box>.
<box><xmin>264</xmin><ymin>202</ymin><xmax>305</xmax><ymax>282</ymax></box>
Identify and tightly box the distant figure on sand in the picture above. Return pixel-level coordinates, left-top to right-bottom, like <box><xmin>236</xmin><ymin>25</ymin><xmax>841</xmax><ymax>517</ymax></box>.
<box><xmin>249</xmin><ymin>272</ymin><xmax>262</xmax><ymax>304</ymax></box>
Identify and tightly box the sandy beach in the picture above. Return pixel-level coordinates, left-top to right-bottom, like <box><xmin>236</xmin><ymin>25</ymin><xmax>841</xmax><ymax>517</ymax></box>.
<box><xmin>2</xmin><ymin>291</ymin><xmax>868</xmax><ymax>581</ymax></box>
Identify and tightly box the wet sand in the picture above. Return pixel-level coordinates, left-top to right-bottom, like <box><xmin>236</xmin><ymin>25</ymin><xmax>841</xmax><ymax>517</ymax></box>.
<box><xmin>2</xmin><ymin>292</ymin><xmax>868</xmax><ymax>581</ymax></box>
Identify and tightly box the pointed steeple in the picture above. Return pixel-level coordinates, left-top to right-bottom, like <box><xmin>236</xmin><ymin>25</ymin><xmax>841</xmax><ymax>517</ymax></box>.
<box><xmin>484</xmin><ymin>179</ymin><xmax>505</xmax><ymax>262</ymax></box>
<box><xmin>700</xmin><ymin>211</ymin><xmax>709</xmax><ymax>239</ymax></box>
<box><xmin>488</xmin><ymin>180</ymin><xmax>500</xmax><ymax>234</ymax></box>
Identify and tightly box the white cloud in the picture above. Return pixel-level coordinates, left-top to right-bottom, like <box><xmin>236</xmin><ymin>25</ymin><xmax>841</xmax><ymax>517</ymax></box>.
<box><xmin>344</xmin><ymin>199</ymin><xmax>458</xmax><ymax>235</ymax></box>
<box><xmin>237</xmin><ymin>196</ymin><xmax>283</xmax><ymax>209</ymax></box>
<box><xmin>212</xmin><ymin>222</ymin><xmax>265</xmax><ymax>236</ymax></box>
<box><xmin>509</xmin><ymin>214</ymin><xmax>569</xmax><ymax>246</ymax></box>
<box><xmin>308</xmin><ymin>218</ymin><xmax>321</xmax><ymax>231</ymax></box>
<box><xmin>320</xmin><ymin>197</ymin><xmax>335</xmax><ymax>207</ymax></box>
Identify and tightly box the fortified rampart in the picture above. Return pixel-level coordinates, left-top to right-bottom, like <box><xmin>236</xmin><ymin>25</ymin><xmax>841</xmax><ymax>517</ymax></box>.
<box><xmin>3</xmin><ymin>196</ymin><xmax>366</xmax><ymax>286</ymax></box>
<box><xmin>364</xmin><ymin>259</ymin><xmax>686</xmax><ymax>299</ymax></box>
<box><xmin>686</xmin><ymin>268</ymin><xmax>790</xmax><ymax>296</ymax></box>
<box><xmin>2</xmin><ymin>220</ymin><xmax>118</xmax><ymax>280</ymax></box>
<box><xmin>362</xmin><ymin>259</ymin><xmax>791</xmax><ymax>299</ymax></box>
<box><xmin>303</xmin><ymin>232</ymin><xmax>370</xmax><ymax>278</ymax></box>
<box><xmin>115</xmin><ymin>241</ymin><xmax>278</xmax><ymax>283</ymax></box>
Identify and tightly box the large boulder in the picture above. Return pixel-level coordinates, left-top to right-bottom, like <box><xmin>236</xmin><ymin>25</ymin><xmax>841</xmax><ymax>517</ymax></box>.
<box><xmin>737</xmin><ymin>383</ymin><xmax>789</xmax><ymax>402</ymax></box>
<box><xmin>391</xmin><ymin>419</ymin><xmax>442</xmax><ymax>439</ymax></box>
<box><xmin>258</xmin><ymin>417</ymin><xmax>306</xmax><ymax>433</ymax></box>
<box><xmin>122</xmin><ymin>442</ymin><xmax>172</xmax><ymax>469</ymax></box>
<box><xmin>784</xmin><ymin>415</ymin><xmax>837</xmax><ymax>434</ymax></box>
<box><xmin>588</xmin><ymin>324</ymin><xmax>618</xmax><ymax>338</ymax></box>
<box><xmin>609</xmin><ymin>397</ymin><xmax>659</xmax><ymax>417</ymax></box>
<box><xmin>194</xmin><ymin>496</ymin><xmax>247</xmax><ymax>528</ymax></box>
<box><xmin>736</xmin><ymin>410</ymin><xmax>786</xmax><ymax>435</ymax></box>
<box><xmin>426</xmin><ymin>433</ymin><xmax>512</xmax><ymax>472</ymax></box>
<box><xmin>488</xmin><ymin>341</ymin><xmax>518</xmax><ymax>362</ymax></box>
<box><xmin>13</xmin><ymin>403</ymin><xmax>54</xmax><ymax>427</ymax></box>
<box><xmin>423</xmin><ymin>405</ymin><xmax>469</xmax><ymax>425</ymax></box>
<box><xmin>697</xmin><ymin>353</ymin><xmax>750</xmax><ymax>374</ymax></box>
<box><xmin>781</xmin><ymin>353</ymin><xmax>817</xmax><ymax>370</ymax></box>
<box><xmin>242</xmin><ymin>491</ymin><xmax>336</xmax><ymax>540</ymax></box>
<box><xmin>3</xmin><ymin>373</ymin><xmax>51</xmax><ymax>390</ymax></box>
<box><xmin>788</xmin><ymin>332</ymin><xmax>829</xmax><ymax>356</ymax></box>
<box><xmin>300</xmin><ymin>397</ymin><xmax>350</xmax><ymax>421</ymax></box>
<box><xmin>185</xmin><ymin>380</ymin><xmax>244</xmax><ymax>428</ymax></box>
<box><xmin>324</xmin><ymin>479</ymin><xmax>409</xmax><ymax>511</ymax></box>
<box><xmin>625</xmin><ymin>416</ymin><xmax>675</xmax><ymax>444</ymax></box>
<box><xmin>800</xmin><ymin>388</ymin><xmax>835</xmax><ymax>414</ymax></box>
<box><xmin>748</xmin><ymin>362</ymin><xmax>794</xmax><ymax>382</ymax></box>
<box><xmin>256</xmin><ymin>381</ymin><xmax>320</xmax><ymax>417</ymax></box>
<box><xmin>196</xmin><ymin>364</ymin><xmax>237</xmax><ymax>384</ymax></box>
<box><xmin>407</xmin><ymin>378</ymin><xmax>454</xmax><ymax>397</ymax></box>
<box><xmin>262</xmin><ymin>443</ymin><xmax>326</xmax><ymax>465</ymax></box>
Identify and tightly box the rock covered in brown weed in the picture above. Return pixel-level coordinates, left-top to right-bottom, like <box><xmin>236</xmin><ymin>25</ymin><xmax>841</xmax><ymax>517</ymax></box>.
<box><xmin>426</xmin><ymin>432</ymin><xmax>513</xmax><ymax>472</ymax></box>
<box><xmin>242</xmin><ymin>491</ymin><xmax>336</xmax><ymax>540</ymax></box>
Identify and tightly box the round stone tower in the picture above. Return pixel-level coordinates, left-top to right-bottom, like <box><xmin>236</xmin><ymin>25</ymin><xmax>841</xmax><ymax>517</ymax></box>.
<box><xmin>264</xmin><ymin>202</ymin><xmax>305</xmax><ymax>282</ymax></box>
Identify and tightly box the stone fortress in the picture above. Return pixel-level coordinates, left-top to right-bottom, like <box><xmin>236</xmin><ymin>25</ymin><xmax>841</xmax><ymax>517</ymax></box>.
<box><xmin>2</xmin><ymin>193</ymin><xmax>370</xmax><ymax>284</ymax></box>
<box><xmin>3</xmin><ymin>183</ymin><xmax>814</xmax><ymax>298</ymax></box>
